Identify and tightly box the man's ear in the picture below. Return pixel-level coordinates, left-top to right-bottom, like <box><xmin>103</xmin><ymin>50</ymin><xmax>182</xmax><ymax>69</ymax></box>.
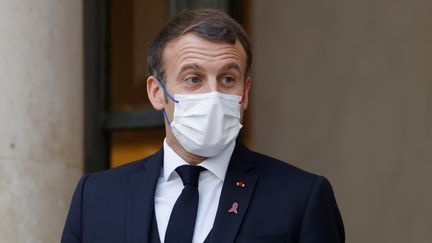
<box><xmin>147</xmin><ymin>75</ymin><xmax>165</xmax><ymax>111</ymax></box>
<box><xmin>241</xmin><ymin>77</ymin><xmax>251</xmax><ymax>111</ymax></box>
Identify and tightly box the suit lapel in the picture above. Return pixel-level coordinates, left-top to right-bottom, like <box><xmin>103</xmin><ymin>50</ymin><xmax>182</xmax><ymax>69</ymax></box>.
<box><xmin>209</xmin><ymin>143</ymin><xmax>258</xmax><ymax>243</ymax></box>
<box><xmin>126</xmin><ymin>149</ymin><xmax>163</xmax><ymax>243</ymax></box>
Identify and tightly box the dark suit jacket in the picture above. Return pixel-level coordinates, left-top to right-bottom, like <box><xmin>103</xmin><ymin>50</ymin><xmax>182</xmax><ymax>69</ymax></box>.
<box><xmin>61</xmin><ymin>142</ymin><xmax>344</xmax><ymax>243</ymax></box>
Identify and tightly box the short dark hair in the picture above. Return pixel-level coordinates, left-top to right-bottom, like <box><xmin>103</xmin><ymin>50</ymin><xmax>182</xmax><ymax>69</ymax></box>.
<box><xmin>147</xmin><ymin>8</ymin><xmax>252</xmax><ymax>83</ymax></box>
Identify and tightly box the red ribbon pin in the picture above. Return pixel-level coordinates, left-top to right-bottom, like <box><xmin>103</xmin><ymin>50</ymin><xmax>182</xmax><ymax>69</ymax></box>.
<box><xmin>228</xmin><ymin>202</ymin><xmax>239</xmax><ymax>214</ymax></box>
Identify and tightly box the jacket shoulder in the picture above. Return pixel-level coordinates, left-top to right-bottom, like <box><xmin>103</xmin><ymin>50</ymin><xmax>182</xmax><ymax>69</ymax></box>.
<box><xmin>249</xmin><ymin>149</ymin><xmax>318</xmax><ymax>182</ymax></box>
<box><xmin>84</xmin><ymin>149</ymin><xmax>162</xmax><ymax>188</ymax></box>
<box><xmin>248</xmin><ymin>149</ymin><xmax>345</xmax><ymax>242</ymax></box>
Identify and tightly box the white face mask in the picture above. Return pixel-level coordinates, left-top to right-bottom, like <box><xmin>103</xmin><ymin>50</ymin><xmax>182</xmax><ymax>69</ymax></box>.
<box><xmin>159</xmin><ymin>82</ymin><xmax>243</xmax><ymax>157</ymax></box>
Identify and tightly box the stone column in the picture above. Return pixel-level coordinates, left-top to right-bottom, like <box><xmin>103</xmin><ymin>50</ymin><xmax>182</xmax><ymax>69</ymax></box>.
<box><xmin>0</xmin><ymin>1</ymin><xmax>83</xmax><ymax>242</ymax></box>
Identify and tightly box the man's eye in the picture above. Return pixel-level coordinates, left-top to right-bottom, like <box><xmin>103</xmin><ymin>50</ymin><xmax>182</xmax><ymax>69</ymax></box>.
<box><xmin>186</xmin><ymin>77</ymin><xmax>200</xmax><ymax>84</ymax></box>
<box><xmin>222</xmin><ymin>76</ymin><xmax>236</xmax><ymax>84</ymax></box>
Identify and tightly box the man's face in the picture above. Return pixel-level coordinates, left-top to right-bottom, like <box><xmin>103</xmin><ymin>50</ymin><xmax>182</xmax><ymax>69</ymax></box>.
<box><xmin>161</xmin><ymin>33</ymin><xmax>250</xmax><ymax>122</ymax></box>
<box><xmin>146</xmin><ymin>32</ymin><xmax>251</xmax><ymax>159</ymax></box>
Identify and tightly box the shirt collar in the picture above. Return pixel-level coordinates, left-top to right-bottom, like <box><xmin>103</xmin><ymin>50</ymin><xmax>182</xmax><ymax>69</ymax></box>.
<box><xmin>162</xmin><ymin>139</ymin><xmax>235</xmax><ymax>182</ymax></box>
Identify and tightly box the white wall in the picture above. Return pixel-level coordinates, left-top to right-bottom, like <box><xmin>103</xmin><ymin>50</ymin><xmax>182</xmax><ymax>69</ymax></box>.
<box><xmin>251</xmin><ymin>0</ymin><xmax>432</xmax><ymax>242</ymax></box>
<box><xmin>0</xmin><ymin>1</ymin><xmax>83</xmax><ymax>242</ymax></box>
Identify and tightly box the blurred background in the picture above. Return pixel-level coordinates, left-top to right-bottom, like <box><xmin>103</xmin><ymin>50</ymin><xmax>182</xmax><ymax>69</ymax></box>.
<box><xmin>0</xmin><ymin>0</ymin><xmax>431</xmax><ymax>242</ymax></box>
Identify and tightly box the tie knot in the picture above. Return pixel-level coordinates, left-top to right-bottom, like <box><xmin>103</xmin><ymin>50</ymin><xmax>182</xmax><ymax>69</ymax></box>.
<box><xmin>175</xmin><ymin>165</ymin><xmax>206</xmax><ymax>187</ymax></box>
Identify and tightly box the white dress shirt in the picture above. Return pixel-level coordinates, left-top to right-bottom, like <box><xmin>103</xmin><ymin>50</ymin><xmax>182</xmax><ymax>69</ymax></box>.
<box><xmin>154</xmin><ymin>139</ymin><xmax>235</xmax><ymax>243</ymax></box>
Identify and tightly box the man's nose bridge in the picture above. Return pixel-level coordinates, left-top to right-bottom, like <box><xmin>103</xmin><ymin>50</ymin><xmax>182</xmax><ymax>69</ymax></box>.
<box><xmin>207</xmin><ymin>76</ymin><xmax>219</xmax><ymax>92</ymax></box>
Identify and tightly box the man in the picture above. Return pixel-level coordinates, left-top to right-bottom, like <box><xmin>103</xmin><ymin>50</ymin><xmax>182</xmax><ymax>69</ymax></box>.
<box><xmin>62</xmin><ymin>9</ymin><xmax>344</xmax><ymax>243</ymax></box>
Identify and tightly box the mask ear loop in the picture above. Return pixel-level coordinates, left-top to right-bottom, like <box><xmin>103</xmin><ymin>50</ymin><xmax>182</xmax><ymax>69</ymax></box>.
<box><xmin>162</xmin><ymin>109</ymin><xmax>171</xmax><ymax>126</ymax></box>
<box><xmin>157</xmin><ymin>79</ymin><xmax>179</xmax><ymax>103</ymax></box>
<box><xmin>156</xmin><ymin>79</ymin><xmax>179</xmax><ymax>127</ymax></box>
<box><xmin>239</xmin><ymin>84</ymin><xmax>247</xmax><ymax>104</ymax></box>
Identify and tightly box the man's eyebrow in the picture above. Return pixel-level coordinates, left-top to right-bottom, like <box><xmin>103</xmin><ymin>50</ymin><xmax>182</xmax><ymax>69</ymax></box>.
<box><xmin>221</xmin><ymin>62</ymin><xmax>242</xmax><ymax>74</ymax></box>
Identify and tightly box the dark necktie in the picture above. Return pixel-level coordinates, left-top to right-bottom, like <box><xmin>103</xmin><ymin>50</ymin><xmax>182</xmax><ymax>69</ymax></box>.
<box><xmin>165</xmin><ymin>165</ymin><xmax>206</xmax><ymax>243</ymax></box>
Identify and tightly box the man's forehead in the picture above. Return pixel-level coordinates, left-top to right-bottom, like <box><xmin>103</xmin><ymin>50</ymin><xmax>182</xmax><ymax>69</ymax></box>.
<box><xmin>162</xmin><ymin>33</ymin><xmax>247</xmax><ymax>65</ymax></box>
